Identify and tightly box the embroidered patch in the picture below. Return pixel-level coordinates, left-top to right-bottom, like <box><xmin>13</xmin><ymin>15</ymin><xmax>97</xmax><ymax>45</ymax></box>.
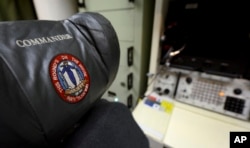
<box><xmin>49</xmin><ymin>53</ymin><xmax>90</xmax><ymax>103</ymax></box>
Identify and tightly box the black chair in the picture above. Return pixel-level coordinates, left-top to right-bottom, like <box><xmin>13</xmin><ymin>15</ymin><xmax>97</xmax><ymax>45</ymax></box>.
<box><xmin>0</xmin><ymin>12</ymin><xmax>149</xmax><ymax>148</ymax></box>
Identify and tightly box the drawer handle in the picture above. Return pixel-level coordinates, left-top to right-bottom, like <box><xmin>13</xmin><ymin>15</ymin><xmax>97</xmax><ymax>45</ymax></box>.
<box><xmin>127</xmin><ymin>94</ymin><xmax>133</xmax><ymax>108</ymax></box>
<box><xmin>127</xmin><ymin>73</ymin><xmax>133</xmax><ymax>90</ymax></box>
<box><xmin>127</xmin><ymin>46</ymin><xmax>133</xmax><ymax>67</ymax></box>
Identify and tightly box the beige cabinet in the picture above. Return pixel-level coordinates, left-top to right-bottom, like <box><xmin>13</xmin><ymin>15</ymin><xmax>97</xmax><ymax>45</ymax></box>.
<box><xmin>79</xmin><ymin>0</ymin><xmax>155</xmax><ymax>109</ymax></box>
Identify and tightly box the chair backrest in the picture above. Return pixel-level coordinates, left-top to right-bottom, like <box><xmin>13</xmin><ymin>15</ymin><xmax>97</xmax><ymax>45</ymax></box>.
<box><xmin>0</xmin><ymin>12</ymin><xmax>120</xmax><ymax>147</ymax></box>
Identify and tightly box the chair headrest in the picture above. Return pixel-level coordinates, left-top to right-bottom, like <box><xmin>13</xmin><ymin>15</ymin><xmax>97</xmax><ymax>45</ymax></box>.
<box><xmin>0</xmin><ymin>12</ymin><xmax>120</xmax><ymax>146</ymax></box>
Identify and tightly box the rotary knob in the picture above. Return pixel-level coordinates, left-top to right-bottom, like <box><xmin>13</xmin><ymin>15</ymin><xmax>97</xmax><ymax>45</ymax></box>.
<box><xmin>155</xmin><ymin>87</ymin><xmax>161</xmax><ymax>92</ymax></box>
<box><xmin>164</xmin><ymin>89</ymin><xmax>170</xmax><ymax>95</ymax></box>
<box><xmin>186</xmin><ymin>77</ymin><xmax>192</xmax><ymax>84</ymax></box>
<box><xmin>233</xmin><ymin>88</ymin><xmax>242</xmax><ymax>95</ymax></box>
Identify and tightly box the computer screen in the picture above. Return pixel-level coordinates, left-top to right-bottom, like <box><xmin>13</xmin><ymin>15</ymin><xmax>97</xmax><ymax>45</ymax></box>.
<box><xmin>161</xmin><ymin>0</ymin><xmax>250</xmax><ymax>79</ymax></box>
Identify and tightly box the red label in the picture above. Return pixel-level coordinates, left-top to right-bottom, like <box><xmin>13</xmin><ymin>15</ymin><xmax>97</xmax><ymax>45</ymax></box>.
<box><xmin>49</xmin><ymin>54</ymin><xmax>90</xmax><ymax>103</ymax></box>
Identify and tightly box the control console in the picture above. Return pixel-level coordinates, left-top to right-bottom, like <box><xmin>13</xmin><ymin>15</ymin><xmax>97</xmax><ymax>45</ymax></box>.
<box><xmin>152</xmin><ymin>68</ymin><xmax>179</xmax><ymax>98</ymax></box>
<box><xmin>152</xmin><ymin>67</ymin><xmax>250</xmax><ymax>120</ymax></box>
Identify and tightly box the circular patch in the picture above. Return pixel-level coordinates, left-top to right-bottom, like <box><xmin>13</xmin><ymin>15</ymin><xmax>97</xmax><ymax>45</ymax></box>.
<box><xmin>49</xmin><ymin>53</ymin><xmax>90</xmax><ymax>103</ymax></box>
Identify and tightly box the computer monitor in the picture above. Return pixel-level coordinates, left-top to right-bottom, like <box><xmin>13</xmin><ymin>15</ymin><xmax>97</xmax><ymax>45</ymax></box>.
<box><xmin>160</xmin><ymin>0</ymin><xmax>250</xmax><ymax>79</ymax></box>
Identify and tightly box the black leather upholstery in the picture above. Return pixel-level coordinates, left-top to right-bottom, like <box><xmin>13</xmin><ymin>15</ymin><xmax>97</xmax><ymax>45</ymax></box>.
<box><xmin>62</xmin><ymin>99</ymin><xmax>149</xmax><ymax>148</ymax></box>
<box><xmin>0</xmin><ymin>12</ymin><xmax>120</xmax><ymax>147</ymax></box>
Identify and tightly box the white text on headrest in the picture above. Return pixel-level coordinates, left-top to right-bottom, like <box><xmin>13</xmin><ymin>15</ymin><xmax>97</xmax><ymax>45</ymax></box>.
<box><xmin>16</xmin><ymin>34</ymin><xmax>73</xmax><ymax>47</ymax></box>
